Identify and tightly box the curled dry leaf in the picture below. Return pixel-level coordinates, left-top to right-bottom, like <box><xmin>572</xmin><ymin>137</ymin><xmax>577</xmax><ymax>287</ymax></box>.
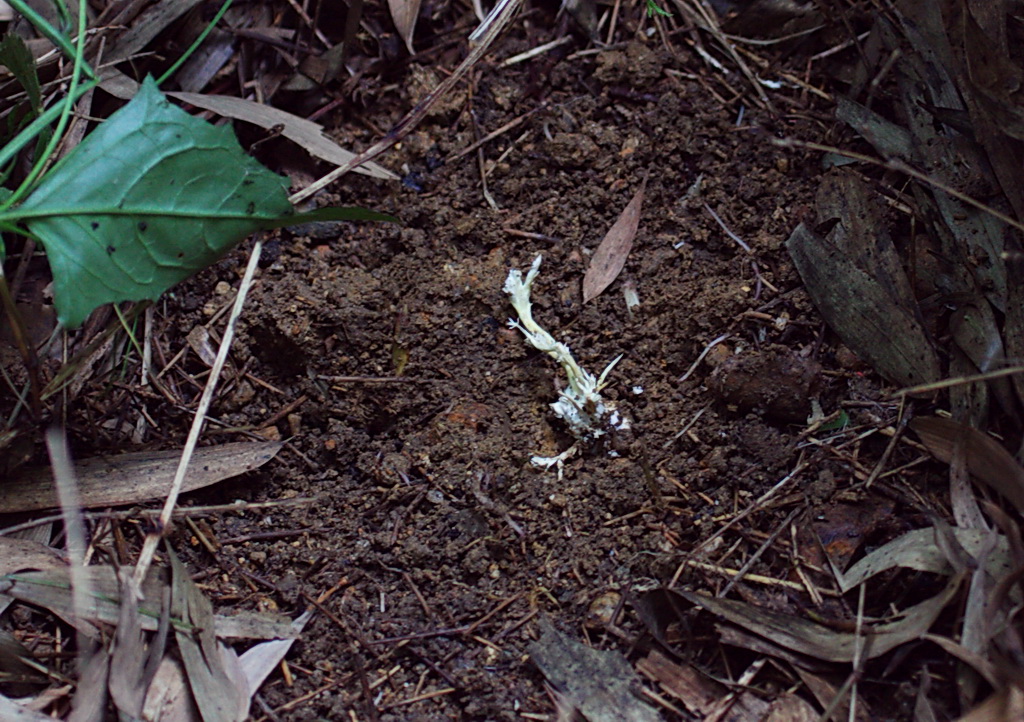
<box><xmin>583</xmin><ymin>178</ymin><xmax>646</xmax><ymax>304</ymax></box>
<box><xmin>837</xmin><ymin>526</ymin><xmax>1011</xmax><ymax>593</ymax></box>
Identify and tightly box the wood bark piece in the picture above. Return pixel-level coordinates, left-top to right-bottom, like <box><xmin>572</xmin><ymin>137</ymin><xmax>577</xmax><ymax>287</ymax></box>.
<box><xmin>530</xmin><ymin>618</ymin><xmax>660</xmax><ymax>722</ymax></box>
<box><xmin>0</xmin><ymin>442</ymin><xmax>282</xmax><ymax>513</ymax></box>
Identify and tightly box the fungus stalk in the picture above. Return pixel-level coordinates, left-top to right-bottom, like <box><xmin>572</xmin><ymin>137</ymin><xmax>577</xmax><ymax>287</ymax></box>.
<box><xmin>504</xmin><ymin>255</ymin><xmax>630</xmax><ymax>473</ymax></box>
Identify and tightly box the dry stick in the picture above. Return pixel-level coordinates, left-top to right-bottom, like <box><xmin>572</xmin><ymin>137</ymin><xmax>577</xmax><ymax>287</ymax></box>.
<box><xmin>891</xmin><ymin>364</ymin><xmax>1024</xmax><ymax>397</ymax></box>
<box><xmin>446</xmin><ymin>103</ymin><xmax>546</xmax><ymax>163</ymax></box>
<box><xmin>773</xmin><ymin>137</ymin><xmax>1024</xmax><ymax>236</ymax></box>
<box><xmin>718</xmin><ymin>507</ymin><xmax>801</xmax><ymax>597</ymax></box>
<box><xmin>670</xmin><ymin>459</ymin><xmax>808</xmax><ymax>587</ymax></box>
<box><xmin>132</xmin><ymin>235</ymin><xmax>265</xmax><ymax>587</ymax></box>
<box><xmin>289</xmin><ymin>0</ymin><xmax>525</xmax><ymax>205</ymax></box>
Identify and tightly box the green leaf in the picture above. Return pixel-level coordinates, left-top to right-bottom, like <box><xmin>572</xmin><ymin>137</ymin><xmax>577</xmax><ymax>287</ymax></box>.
<box><xmin>15</xmin><ymin>77</ymin><xmax>295</xmax><ymax>328</ymax></box>
<box><xmin>0</xmin><ymin>33</ymin><xmax>42</xmax><ymax>115</ymax></box>
<box><xmin>289</xmin><ymin>206</ymin><xmax>400</xmax><ymax>224</ymax></box>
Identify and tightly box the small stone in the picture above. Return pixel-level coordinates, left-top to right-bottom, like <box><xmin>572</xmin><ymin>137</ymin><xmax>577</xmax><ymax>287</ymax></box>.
<box><xmin>287</xmin><ymin>413</ymin><xmax>302</xmax><ymax>436</ymax></box>
<box><xmin>548</xmin><ymin>493</ymin><xmax>568</xmax><ymax>508</ymax></box>
<box><xmin>214</xmin><ymin>281</ymin><xmax>231</xmax><ymax>295</ymax></box>
<box><xmin>256</xmin><ymin>425</ymin><xmax>282</xmax><ymax>442</ymax></box>
<box><xmin>585</xmin><ymin>591</ymin><xmax>621</xmax><ymax>628</ymax></box>
<box><xmin>250</xmin><ymin>551</ymin><xmax>267</xmax><ymax>565</ymax></box>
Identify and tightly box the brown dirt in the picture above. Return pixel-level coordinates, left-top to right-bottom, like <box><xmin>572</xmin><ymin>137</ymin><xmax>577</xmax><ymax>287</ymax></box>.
<box><xmin>24</xmin><ymin>6</ymin><xmax>942</xmax><ymax>721</ymax></box>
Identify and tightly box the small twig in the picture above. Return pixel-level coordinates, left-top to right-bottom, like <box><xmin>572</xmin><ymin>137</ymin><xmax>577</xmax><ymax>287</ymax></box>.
<box><xmin>447</xmin><ymin>104</ymin><xmax>546</xmax><ymax>163</ymax></box>
<box><xmin>703</xmin><ymin>203</ymin><xmax>752</xmax><ymax>253</ymax></box>
<box><xmin>132</xmin><ymin>235</ymin><xmax>265</xmax><ymax>586</ymax></box>
<box><xmin>678</xmin><ymin>333</ymin><xmax>729</xmax><ymax>383</ymax></box>
<box><xmin>290</xmin><ymin>0</ymin><xmax>525</xmax><ymax>204</ymax></box>
<box><xmin>499</xmin><ymin>35</ymin><xmax>572</xmax><ymax>67</ymax></box>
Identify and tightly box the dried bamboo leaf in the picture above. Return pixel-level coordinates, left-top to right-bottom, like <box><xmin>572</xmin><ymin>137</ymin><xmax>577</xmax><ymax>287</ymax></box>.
<box><xmin>0</xmin><ymin>692</ymin><xmax>55</xmax><ymax>721</ymax></box>
<box><xmin>142</xmin><ymin>656</ymin><xmax>200</xmax><ymax>722</ymax></box>
<box><xmin>583</xmin><ymin>179</ymin><xmax>646</xmax><ymax>304</ymax></box>
<box><xmin>387</xmin><ymin>0</ymin><xmax>422</xmax><ymax>54</ymax></box>
<box><xmin>0</xmin><ymin>537</ymin><xmax>66</xmax><ymax>575</ymax></box>
<box><xmin>951</xmin><ymin>301</ymin><xmax>1017</xmax><ymax>416</ymax></box>
<box><xmin>912</xmin><ymin>416</ymin><xmax>1024</xmax><ymax>513</ymax></box>
<box><xmin>839</xmin><ymin>527</ymin><xmax>1012</xmax><ymax>593</ymax></box>
<box><xmin>786</xmin><ymin>223</ymin><xmax>940</xmax><ymax>387</ymax></box>
<box><xmin>169</xmin><ymin>547</ymin><xmax>248</xmax><ymax>722</ymax></box>
<box><xmin>68</xmin><ymin>646</ymin><xmax>109</xmax><ymax>722</ymax></box>
<box><xmin>0</xmin><ymin>441</ymin><xmax>282</xmax><ymax>513</ymax></box>
<box><xmin>109</xmin><ymin>574</ymin><xmax>150</xmax><ymax>719</ymax></box>
<box><xmin>238</xmin><ymin>610</ymin><xmax>311</xmax><ymax>697</ymax></box>
<box><xmin>3</xmin><ymin>566</ymin><xmax>295</xmax><ymax>640</ymax></box>
<box><xmin>104</xmin><ymin>0</ymin><xmax>207</xmax><ymax>64</ymax></box>
<box><xmin>665</xmin><ymin>582</ymin><xmax>960</xmax><ymax>663</ymax></box>
<box><xmin>168</xmin><ymin>92</ymin><xmax>397</xmax><ymax>180</ymax></box>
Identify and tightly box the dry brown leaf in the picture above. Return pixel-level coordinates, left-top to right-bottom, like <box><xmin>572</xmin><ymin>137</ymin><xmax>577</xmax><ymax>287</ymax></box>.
<box><xmin>794</xmin><ymin>667</ymin><xmax>872</xmax><ymax>722</ymax></box>
<box><xmin>636</xmin><ymin>649</ymin><xmax>721</xmax><ymax>717</ymax></box>
<box><xmin>0</xmin><ymin>692</ymin><xmax>55</xmax><ymax>721</ymax></box>
<box><xmin>388</xmin><ymin>0</ymin><xmax>422</xmax><ymax>54</ymax></box>
<box><xmin>109</xmin><ymin>574</ymin><xmax>152</xmax><ymax>719</ymax></box>
<box><xmin>4</xmin><ymin>566</ymin><xmax>295</xmax><ymax>640</ymax></box>
<box><xmin>958</xmin><ymin>683</ymin><xmax>1024</xmax><ymax>721</ymax></box>
<box><xmin>142</xmin><ymin>656</ymin><xmax>200</xmax><ymax>722</ymax></box>
<box><xmin>583</xmin><ymin>178</ymin><xmax>646</xmax><ymax>304</ymax></box>
<box><xmin>68</xmin><ymin>646</ymin><xmax>109</xmax><ymax>722</ymax></box>
<box><xmin>838</xmin><ymin>526</ymin><xmax>1012</xmax><ymax>593</ymax></box>
<box><xmin>238</xmin><ymin>610</ymin><xmax>311</xmax><ymax>697</ymax></box>
<box><xmin>764</xmin><ymin>694</ymin><xmax>819</xmax><ymax>721</ymax></box>
<box><xmin>169</xmin><ymin>92</ymin><xmax>396</xmax><ymax>180</ymax></box>
<box><xmin>652</xmin><ymin>583</ymin><xmax>960</xmax><ymax>663</ymax></box>
<box><xmin>0</xmin><ymin>441</ymin><xmax>282</xmax><ymax>513</ymax></box>
<box><xmin>169</xmin><ymin>547</ymin><xmax>248</xmax><ymax>722</ymax></box>
<box><xmin>911</xmin><ymin>416</ymin><xmax>1024</xmax><ymax>513</ymax></box>
<box><xmin>0</xmin><ymin>536</ymin><xmax>66</xmax><ymax>575</ymax></box>
<box><xmin>786</xmin><ymin>222</ymin><xmax>940</xmax><ymax>388</ymax></box>
<box><xmin>103</xmin><ymin>0</ymin><xmax>207</xmax><ymax>64</ymax></box>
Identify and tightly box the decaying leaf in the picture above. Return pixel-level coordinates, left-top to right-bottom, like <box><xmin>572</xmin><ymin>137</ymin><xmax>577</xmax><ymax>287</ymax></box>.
<box><xmin>583</xmin><ymin>179</ymin><xmax>646</xmax><ymax>304</ymax></box>
<box><xmin>639</xmin><ymin>583</ymin><xmax>961</xmax><ymax>664</ymax></box>
<box><xmin>837</xmin><ymin>526</ymin><xmax>1011</xmax><ymax>593</ymax></box>
<box><xmin>142</xmin><ymin>656</ymin><xmax>200</xmax><ymax>722</ymax></box>
<box><xmin>109</xmin><ymin>574</ymin><xmax>156</xmax><ymax>719</ymax></box>
<box><xmin>169</xmin><ymin>91</ymin><xmax>397</xmax><ymax>180</ymax></box>
<box><xmin>3</xmin><ymin>565</ymin><xmax>295</xmax><ymax>641</ymax></box>
<box><xmin>0</xmin><ymin>441</ymin><xmax>282</xmax><ymax>513</ymax></box>
<box><xmin>169</xmin><ymin>547</ymin><xmax>248</xmax><ymax>722</ymax></box>
<box><xmin>912</xmin><ymin>416</ymin><xmax>1024</xmax><ymax>513</ymax></box>
<box><xmin>0</xmin><ymin>536</ymin><xmax>66</xmax><ymax>575</ymax></box>
<box><xmin>786</xmin><ymin>222</ymin><xmax>940</xmax><ymax>388</ymax></box>
<box><xmin>635</xmin><ymin>649</ymin><xmax>722</xmax><ymax>717</ymax></box>
<box><xmin>388</xmin><ymin>0</ymin><xmax>422</xmax><ymax>54</ymax></box>
<box><xmin>530</xmin><ymin>618</ymin><xmax>660</xmax><ymax>722</ymax></box>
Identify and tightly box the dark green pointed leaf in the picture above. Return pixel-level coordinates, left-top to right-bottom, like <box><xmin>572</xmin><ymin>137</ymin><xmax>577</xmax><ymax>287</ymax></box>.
<box><xmin>0</xmin><ymin>33</ymin><xmax>42</xmax><ymax>114</ymax></box>
<box><xmin>289</xmin><ymin>206</ymin><xmax>400</xmax><ymax>224</ymax></box>
<box><xmin>17</xmin><ymin>77</ymin><xmax>295</xmax><ymax>328</ymax></box>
